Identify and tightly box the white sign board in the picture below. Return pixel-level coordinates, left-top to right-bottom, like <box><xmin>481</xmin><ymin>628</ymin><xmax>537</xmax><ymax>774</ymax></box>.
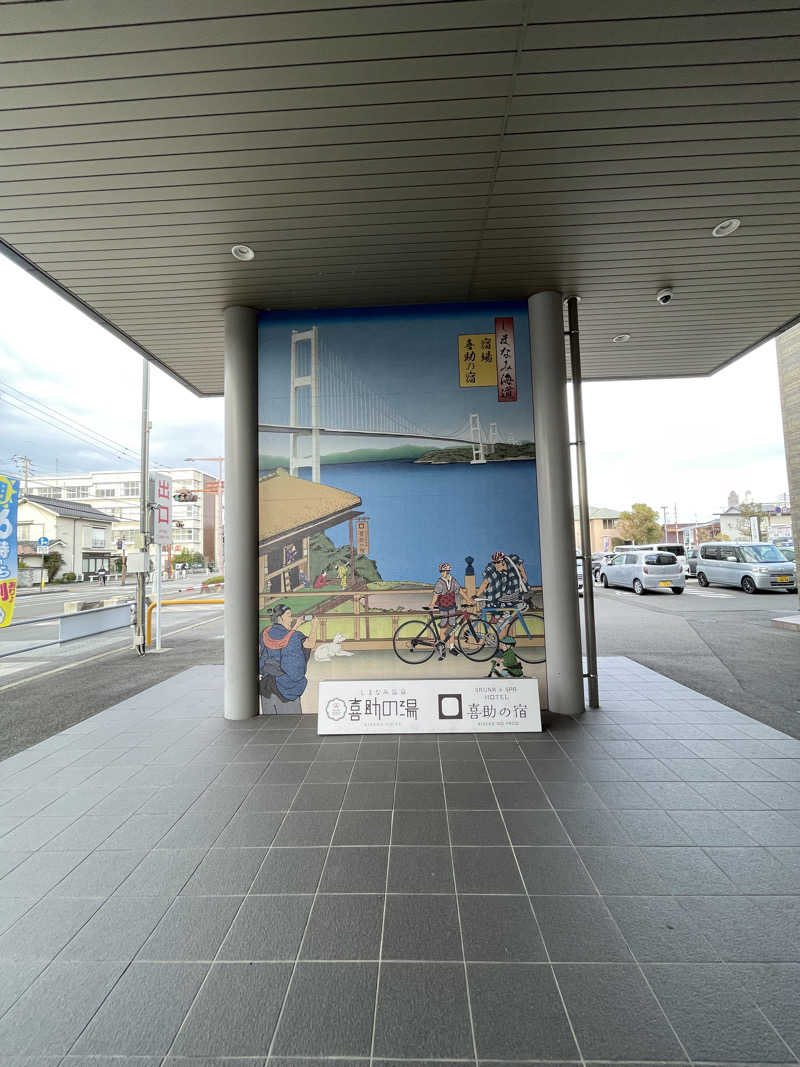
<box><xmin>318</xmin><ymin>678</ymin><xmax>541</xmax><ymax>735</ymax></box>
<box><xmin>151</xmin><ymin>474</ymin><xmax>173</xmax><ymax>547</ymax></box>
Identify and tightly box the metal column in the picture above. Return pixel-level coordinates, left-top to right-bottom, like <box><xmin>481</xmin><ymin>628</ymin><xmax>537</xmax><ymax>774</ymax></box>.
<box><xmin>528</xmin><ymin>292</ymin><xmax>586</xmax><ymax>716</ymax></box>
<box><xmin>567</xmin><ymin>297</ymin><xmax>599</xmax><ymax>709</ymax></box>
<box><xmin>224</xmin><ymin>305</ymin><xmax>259</xmax><ymax>720</ymax></box>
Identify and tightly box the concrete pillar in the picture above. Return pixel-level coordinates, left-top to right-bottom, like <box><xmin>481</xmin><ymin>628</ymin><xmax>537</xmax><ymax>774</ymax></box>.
<box><xmin>224</xmin><ymin>305</ymin><xmax>259</xmax><ymax>720</ymax></box>
<box><xmin>776</xmin><ymin>324</ymin><xmax>800</xmax><ymax>602</ymax></box>
<box><xmin>528</xmin><ymin>291</ymin><xmax>585</xmax><ymax>716</ymax></box>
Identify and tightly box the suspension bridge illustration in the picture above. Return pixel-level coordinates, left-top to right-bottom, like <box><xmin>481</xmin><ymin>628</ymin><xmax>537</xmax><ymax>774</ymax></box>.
<box><xmin>258</xmin><ymin>327</ymin><xmax>518</xmax><ymax>482</ymax></box>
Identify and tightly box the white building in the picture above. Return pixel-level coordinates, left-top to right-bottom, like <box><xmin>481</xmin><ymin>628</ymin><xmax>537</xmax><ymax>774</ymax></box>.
<box><xmin>28</xmin><ymin>467</ymin><xmax>218</xmax><ymax>565</ymax></box>
<box><xmin>17</xmin><ymin>495</ymin><xmax>115</xmax><ymax>579</ymax></box>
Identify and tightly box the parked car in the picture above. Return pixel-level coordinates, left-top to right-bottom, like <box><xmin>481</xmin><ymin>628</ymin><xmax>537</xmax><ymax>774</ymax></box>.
<box><xmin>686</xmin><ymin>546</ymin><xmax>699</xmax><ymax>576</ymax></box>
<box><xmin>599</xmin><ymin>550</ymin><xmax>685</xmax><ymax>595</ymax></box>
<box><xmin>625</xmin><ymin>542</ymin><xmax>690</xmax><ymax>578</ymax></box>
<box><xmin>779</xmin><ymin>545</ymin><xmax>795</xmax><ymax>563</ymax></box>
<box><xmin>696</xmin><ymin>541</ymin><xmax>797</xmax><ymax>593</ymax></box>
<box><xmin>592</xmin><ymin>551</ymin><xmax>616</xmax><ymax>582</ymax></box>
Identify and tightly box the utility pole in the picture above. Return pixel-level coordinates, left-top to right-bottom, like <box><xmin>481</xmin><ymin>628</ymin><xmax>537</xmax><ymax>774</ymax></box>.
<box><xmin>135</xmin><ymin>360</ymin><xmax>151</xmax><ymax>655</ymax></box>
<box><xmin>12</xmin><ymin>455</ymin><xmax>32</xmax><ymax>494</ymax></box>
<box><xmin>661</xmin><ymin>505</ymin><xmax>670</xmax><ymax>542</ymax></box>
<box><xmin>185</xmin><ymin>456</ymin><xmax>224</xmax><ymax>573</ymax></box>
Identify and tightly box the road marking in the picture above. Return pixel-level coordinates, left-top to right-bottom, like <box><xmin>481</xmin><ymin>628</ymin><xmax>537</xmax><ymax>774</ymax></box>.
<box><xmin>0</xmin><ymin>613</ymin><xmax>224</xmax><ymax>693</ymax></box>
<box><xmin>683</xmin><ymin>588</ymin><xmax>734</xmax><ymax>598</ymax></box>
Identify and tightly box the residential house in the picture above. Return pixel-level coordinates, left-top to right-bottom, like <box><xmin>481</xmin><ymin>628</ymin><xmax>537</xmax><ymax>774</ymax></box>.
<box><xmin>573</xmin><ymin>506</ymin><xmax>622</xmax><ymax>553</ymax></box>
<box><xmin>18</xmin><ymin>495</ymin><xmax>115</xmax><ymax>579</ymax></box>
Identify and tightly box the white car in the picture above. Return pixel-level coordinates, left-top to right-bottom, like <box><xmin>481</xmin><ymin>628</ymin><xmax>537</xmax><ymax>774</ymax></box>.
<box><xmin>600</xmin><ymin>549</ymin><xmax>685</xmax><ymax>595</ymax></box>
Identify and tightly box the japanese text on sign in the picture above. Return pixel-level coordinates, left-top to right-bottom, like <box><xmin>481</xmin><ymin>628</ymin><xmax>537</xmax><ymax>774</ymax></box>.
<box><xmin>458</xmin><ymin>334</ymin><xmax>496</xmax><ymax>388</ymax></box>
<box><xmin>495</xmin><ymin>317</ymin><xmax>517</xmax><ymax>402</ymax></box>
<box><xmin>152</xmin><ymin>474</ymin><xmax>173</xmax><ymax>547</ymax></box>
<box><xmin>0</xmin><ymin>474</ymin><xmax>20</xmax><ymax>629</ymax></box>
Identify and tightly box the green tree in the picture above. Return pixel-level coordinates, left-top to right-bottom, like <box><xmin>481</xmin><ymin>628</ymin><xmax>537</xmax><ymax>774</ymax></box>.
<box><xmin>308</xmin><ymin>532</ymin><xmax>382</xmax><ymax>585</ymax></box>
<box><xmin>735</xmin><ymin>501</ymin><xmax>766</xmax><ymax>539</ymax></box>
<box><xmin>616</xmin><ymin>503</ymin><xmax>662</xmax><ymax>545</ymax></box>
<box><xmin>43</xmin><ymin>550</ymin><xmax>63</xmax><ymax>581</ymax></box>
<box><xmin>172</xmin><ymin>550</ymin><xmax>205</xmax><ymax>566</ymax></box>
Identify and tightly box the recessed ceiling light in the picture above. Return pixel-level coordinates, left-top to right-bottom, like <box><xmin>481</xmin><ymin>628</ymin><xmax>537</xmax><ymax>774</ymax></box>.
<box><xmin>711</xmin><ymin>218</ymin><xmax>740</xmax><ymax>238</ymax></box>
<box><xmin>231</xmin><ymin>244</ymin><xmax>255</xmax><ymax>261</ymax></box>
<box><xmin>611</xmin><ymin>333</ymin><xmax>631</xmax><ymax>344</ymax></box>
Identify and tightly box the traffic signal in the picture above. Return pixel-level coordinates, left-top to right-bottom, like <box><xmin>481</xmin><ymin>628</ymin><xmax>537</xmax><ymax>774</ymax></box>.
<box><xmin>173</xmin><ymin>491</ymin><xmax>198</xmax><ymax>502</ymax></box>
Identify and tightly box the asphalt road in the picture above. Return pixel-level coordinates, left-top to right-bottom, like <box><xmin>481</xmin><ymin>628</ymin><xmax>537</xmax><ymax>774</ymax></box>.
<box><xmin>590</xmin><ymin>579</ymin><xmax>800</xmax><ymax>738</ymax></box>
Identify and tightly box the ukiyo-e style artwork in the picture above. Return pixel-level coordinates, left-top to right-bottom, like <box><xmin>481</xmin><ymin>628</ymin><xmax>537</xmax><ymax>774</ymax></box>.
<box><xmin>256</xmin><ymin>302</ymin><xmax>545</xmax><ymax>725</ymax></box>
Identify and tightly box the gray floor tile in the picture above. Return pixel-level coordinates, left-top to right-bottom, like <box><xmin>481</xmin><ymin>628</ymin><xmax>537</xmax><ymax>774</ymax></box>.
<box><xmin>342</xmin><ymin>782</ymin><xmax>395</xmax><ymax>809</ymax></box>
<box><xmin>394</xmin><ymin>782</ymin><xmax>444</xmax><ymax>809</ymax></box>
<box><xmin>391</xmin><ymin>809</ymin><xmax>449</xmax><ymax>845</ymax></box>
<box><xmin>301</xmin><ymin>893</ymin><xmax>383</xmax><ymax>959</ymax></box>
<box><xmin>260</xmin><ymin>762</ymin><xmax>311</xmax><ymax>784</ymax></box>
<box><xmin>349</xmin><ymin>760</ymin><xmax>396</xmax><ymax>782</ymax></box>
<box><xmin>49</xmin><ymin>849</ymin><xmax>147</xmax><ymax>897</ymax></box>
<box><xmin>241</xmin><ymin>783</ymin><xmax>299</xmax><ymax>811</ymax></box>
<box><xmin>357</xmin><ymin>742</ymin><xmax>397</xmax><ymax>760</ymax></box>
<box><xmin>0</xmin><ymin>896</ymin><xmax>101</xmax><ymax>961</ymax></box>
<box><xmin>0</xmin><ymin>955</ymin><xmax>49</xmax><ymax>1015</ymax></box>
<box><xmin>0</xmin><ymin>850</ymin><xmax>29</xmax><ymax>881</ymax></box>
<box><xmin>290</xmin><ymin>782</ymin><xmax>346</xmax><ymax>810</ymax></box>
<box><xmin>169</xmin><ymin>968</ymin><xmax>292</xmax><ymax>1058</ymax></box>
<box><xmin>214</xmin><ymin>811</ymin><xmax>283</xmax><ymax>847</ymax></box>
<box><xmin>452</xmin><ymin>846</ymin><xmax>524</xmax><ymax>893</ymax></box>
<box><xmin>504</xmin><ymin>810</ymin><xmax>570</xmax><ymax>845</ymax></box>
<box><xmin>558</xmin><ymin>809</ymin><xmax>633</xmax><ymax>845</ymax></box>
<box><xmin>645</xmin><ymin>963</ymin><xmax>791</xmax><ymax>1063</ymax></box>
<box><xmin>333</xmin><ymin>810</ymin><xmax>392</xmax><ymax>845</ymax></box>
<box><xmin>605</xmin><ymin>896</ymin><xmax>721</xmax><ymax>962</ymax></box>
<box><xmin>677</xmin><ymin>896</ymin><xmax>800</xmax><ymax>961</ymax></box>
<box><xmin>615</xmin><ymin>758</ymin><xmax>680</xmax><ymax>781</ymax></box>
<box><xmin>469</xmin><ymin>963</ymin><xmax>579</xmax><ymax>1059</ymax></box>
<box><xmin>272</xmin><ymin>962</ymin><xmax>377</xmax><ymax>1056</ymax></box>
<box><xmin>730</xmin><ymin>962</ymin><xmax>800</xmax><ymax>1054</ymax></box>
<box><xmin>555</xmin><ymin>963</ymin><xmax>688</xmax><ymax>1061</ymax></box>
<box><xmin>533</xmin><ymin>895</ymin><xmax>632</xmax><ymax>961</ymax></box>
<box><xmin>0</xmin><ymin>959</ymin><xmax>126</xmax><ymax>1057</ymax></box>
<box><xmin>485</xmin><ymin>759</ymin><xmax>535</xmax><ymax>781</ymax></box>
<box><xmin>138</xmin><ymin>784</ymin><xmax>207</xmax><ymax>815</ymax></box>
<box><xmin>0</xmin><ymin>815</ymin><xmax>76</xmax><ymax>851</ymax></box>
<box><xmin>72</xmin><ymin>961</ymin><xmax>208</xmax><ymax>1056</ymax></box>
<box><xmin>139</xmin><ymin>895</ymin><xmax>242</xmax><ymax>959</ymax></box>
<box><xmin>273</xmin><ymin>811</ymin><xmax>337</xmax><ymax>846</ymax></box>
<box><xmin>727</xmin><ymin>809</ymin><xmax>800</xmax><ymax>845</ymax></box>
<box><xmin>442</xmin><ymin>760</ymin><xmax>488</xmax><ymax>782</ymax></box>
<box><xmin>640</xmin><ymin>781</ymin><xmax>714</xmax><ymax>810</ymax></box>
<box><xmin>320</xmin><ymin>846</ymin><xmax>388</xmax><ymax>892</ymax></box>
<box><xmin>274</xmin><ymin>742</ymin><xmax>320</xmax><ymax>763</ymax></box>
<box><xmin>444</xmin><ymin>782</ymin><xmax>498</xmax><ymax>809</ymax></box>
<box><xmin>480</xmin><ymin>741</ymin><xmax>523</xmax><ymax>759</ymax></box>
<box><xmin>316</xmin><ymin>741</ymin><xmax>359</xmax><ymax>761</ymax></box>
<box><xmin>578</xmin><ymin>846</ymin><xmax>668</xmax><ymax>895</ymax></box>
<box><xmin>493</xmin><ymin>780</ymin><xmax>549</xmax><ymax>808</ymax></box>
<box><xmin>616</xmin><ymin>811</ymin><xmax>693</xmax><ymax>846</ymax></box>
<box><xmin>304</xmin><ymin>760</ymin><xmax>354</xmax><ymax>783</ymax></box>
<box><xmin>251</xmin><ymin>847</ymin><xmax>327</xmax><ymax>893</ymax></box>
<box><xmin>115</xmin><ymin>849</ymin><xmax>207</xmax><ymax>896</ymax></box>
<box><xmin>382</xmin><ymin>893</ymin><xmax>461</xmax><ymax>960</ymax></box>
<box><xmin>448</xmin><ymin>809</ymin><xmax>508</xmax><ymax>845</ymax></box>
<box><xmin>540</xmin><ymin>781</ymin><xmax>608</xmax><ymax>809</ymax></box>
<box><xmin>43</xmin><ymin>813</ymin><xmax>129</xmax><ymax>851</ymax></box>
<box><xmin>691</xmin><ymin>780</ymin><xmax>768</xmax><ymax>808</ymax></box>
<box><xmin>590</xmin><ymin>780</ymin><xmax>661</xmax><ymax>808</ymax></box>
<box><xmin>0</xmin><ymin>849</ymin><xmax>91</xmax><ymax>898</ymax></box>
<box><xmin>218</xmin><ymin>894</ymin><xmax>312</xmax><ymax>960</ymax></box>
<box><xmin>704</xmin><ymin>846</ymin><xmax>800</xmax><ymax>893</ymax></box>
<box><xmin>181</xmin><ymin>847</ymin><xmax>267</xmax><ymax>894</ymax></box>
<box><xmin>157</xmin><ymin>807</ymin><xmax>235</xmax><ymax>848</ymax></box>
<box><xmin>396</xmin><ymin>760</ymin><xmax>442</xmax><ymax>782</ymax></box>
<box><xmin>388</xmin><ymin>846</ymin><xmax>453</xmax><ymax>892</ymax></box>
<box><xmin>669</xmin><ymin>809</ymin><xmax>759</xmax><ymax>846</ymax></box>
<box><xmin>374</xmin><ymin>962</ymin><xmax>472</xmax><ymax>1059</ymax></box>
<box><xmin>527</xmin><ymin>757</ymin><xmax>586</xmax><ymax>781</ymax></box>
<box><xmin>516</xmin><ymin>846</ymin><xmax>596</xmax><ymax>894</ymax></box>
<box><xmin>640</xmin><ymin>847</ymin><xmax>737</xmax><ymax>895</ymax></box>
<box><xmin>59</xmin><ymin>895</ymin><xmax>172</xmax><ymax>961</ymax></box>
<box><xmin>459</xmin><ymin>894</ymin><xmax>546</xmax><ymax>961</ymax></box>
<box><xmin>98</xmin><ymin>813</ymin><xmax>178</xmax><ymax>850</ymax></box>
<box><xmin>398</xmin><ymin>740</ymin><xmax>439</xmax><ymax>760</ymax></box>
<box><xmin>0</xmin><ymin>896</ymin><xmax>34</xmax><ymax>937</ymax></box>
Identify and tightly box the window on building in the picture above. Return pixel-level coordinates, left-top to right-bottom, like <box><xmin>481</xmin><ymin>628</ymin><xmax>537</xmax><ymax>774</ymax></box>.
<box><xmin>38</xmin><ymin>486</ymin><xmax>62</xmax><ymax>498</ymax></box>
<box><xmin>122</xmin><ymin>482</ymin><xmax>139</xmax><ymax>497</ymax></box>
<box><xmin>18</xmin><ymin>523</ymin><xmax>32</xmax><ymax>540</ymax></box>
<box><xmin>66</xmin><ymin>485</ymin><xmax>89</xmax><ymax>499</ymax></box>
<box><xmin>95</xmin><ymin>488</ymin><xmax>116</xmax><ymax>498</ymax></box>
<box><xmin>602</xmin><ymin>518</ymin><xmax>616</xmax><ymax>529</ymax></box>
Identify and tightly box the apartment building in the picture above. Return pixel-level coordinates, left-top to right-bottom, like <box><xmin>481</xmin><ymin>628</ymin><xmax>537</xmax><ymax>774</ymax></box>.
<box><xmin>29</xmin><ymin>467</ymin><xmax>218</xmax><ymax>564</ymax></box>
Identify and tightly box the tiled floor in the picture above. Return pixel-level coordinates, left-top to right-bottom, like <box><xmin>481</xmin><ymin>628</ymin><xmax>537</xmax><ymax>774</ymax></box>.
<box><xmin>0</xmin><ymin>658</ymin><xmax>799</xmax><ymax>1065</ymax></box>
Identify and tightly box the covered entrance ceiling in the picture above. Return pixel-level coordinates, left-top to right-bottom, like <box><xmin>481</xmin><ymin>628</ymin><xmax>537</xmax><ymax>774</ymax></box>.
<box><xmin>1</xmin><ymin>0</ymin><xmax>799</xmax><ymax>395</ymax></box>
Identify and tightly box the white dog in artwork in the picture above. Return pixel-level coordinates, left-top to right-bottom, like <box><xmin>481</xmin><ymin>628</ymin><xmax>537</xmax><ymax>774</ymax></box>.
<box><xmin>313</xmin><ymin>633</ymin><xmax>354</xmax><ymax>663</ymax></box>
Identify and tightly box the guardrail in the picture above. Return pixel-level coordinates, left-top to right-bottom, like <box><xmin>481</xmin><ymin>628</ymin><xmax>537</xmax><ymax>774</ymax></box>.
<box><xmin>0</xmin><ymin>601</ymin><xmax>135</xmax><ymax>659</ymax></box>
<box><xmin>146</xmin><ymin>598</ymin><xmax>224</xmax><ymax>647</ymax></box>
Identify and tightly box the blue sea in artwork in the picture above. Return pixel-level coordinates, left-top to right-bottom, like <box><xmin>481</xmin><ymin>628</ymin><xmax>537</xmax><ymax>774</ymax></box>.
<box><xmin>297</xmin><ymin>458</ymin><xmax>540</xmax><ymax>587</ymax></box>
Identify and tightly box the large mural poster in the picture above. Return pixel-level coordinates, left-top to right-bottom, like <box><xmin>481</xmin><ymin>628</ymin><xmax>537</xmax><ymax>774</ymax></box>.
<box><xmin>257</xmin><ymin>302</ymin><xmax>546</xmax><ymax>719</ymax></box>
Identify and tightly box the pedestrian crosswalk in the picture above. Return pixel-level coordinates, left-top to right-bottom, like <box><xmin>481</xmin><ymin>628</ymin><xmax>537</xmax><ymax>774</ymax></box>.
<box><xmin>683</xmin><ymin>587</ymin><xmax>734</xmax><ymax>598</ymax></box>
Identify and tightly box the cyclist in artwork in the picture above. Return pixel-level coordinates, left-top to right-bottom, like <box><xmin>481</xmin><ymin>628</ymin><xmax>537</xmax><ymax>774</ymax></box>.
<box><xmin>427</xmin><ymin>561</ymin><xmax>463</xmax><ymax>659</ymax></box>
<box><xmin>475</xmin><ymin>550</ymin><xmax>530</xmax><ymax>636</ymax></box>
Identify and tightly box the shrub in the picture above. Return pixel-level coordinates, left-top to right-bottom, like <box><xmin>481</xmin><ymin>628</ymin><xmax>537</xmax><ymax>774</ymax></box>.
<box><xmin>61</xmin><ymin>572</ymin><xmax>77</xmax><ymax>583</ymax></box>
<box><xmin>205</xmin><ymin>575</ymin><xmax>224</xmax><ymax>585</ymax></box>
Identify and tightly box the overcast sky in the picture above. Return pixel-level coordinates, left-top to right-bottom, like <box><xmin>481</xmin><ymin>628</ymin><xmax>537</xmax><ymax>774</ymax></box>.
<box><xmin>0</xmin><ymin>250</ymin><xmax>789</xmax><ymax>520</ymax></box>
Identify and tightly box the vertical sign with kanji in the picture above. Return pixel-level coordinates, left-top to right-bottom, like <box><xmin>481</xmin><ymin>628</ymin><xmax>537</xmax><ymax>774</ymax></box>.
<box><xmin>458</xmin><ymin>333</ymin><xmax>496</xmax><ymax>387</ymax></box>
<box><xmin>495</xmin><ymin>317</ymin><xmax>517</xmax><ymax>402</ymax></box>
<box><xmin>153</xmin><ymin>474</ymin><xmax>173</xmax><ymax>546</ymax></box>
<box><xmin>0</xmin><ymin>474</ymin><xmax>20</xmax><ymax>628</ymax></box>
<box><xmin>355</xmin><ymin>518</ymin><xmax>370</xmax><ymax>555</ymax></box>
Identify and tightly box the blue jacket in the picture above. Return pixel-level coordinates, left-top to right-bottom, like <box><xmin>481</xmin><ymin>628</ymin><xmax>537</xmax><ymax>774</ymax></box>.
<box><xmin>259</xmin><ymin>623</ymin><xmax>309</xmax><ymax>701</ymax></box>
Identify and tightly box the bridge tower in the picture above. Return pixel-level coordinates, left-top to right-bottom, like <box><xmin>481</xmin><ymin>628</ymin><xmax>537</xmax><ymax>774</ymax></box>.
<box><xmin>469</xmin><ymin>413</ymin><xmax>486</xmax><ymax>464</ymax></box>
<box><xmin>289</xmin><ymin>327</ymin><xmax>321</xmax><ymax>483</ymax></box>
<box><xmin>487</xmin><ymin>421</ymin><xmax>499</xmax><ymax>455</ymax></box>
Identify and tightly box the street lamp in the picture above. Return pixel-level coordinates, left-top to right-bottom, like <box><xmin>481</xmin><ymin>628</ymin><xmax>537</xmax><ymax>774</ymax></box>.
<box><xmin>184</xmin><ymin>457</ymin><xmax>224</xmax><ymax>574</ymax></box>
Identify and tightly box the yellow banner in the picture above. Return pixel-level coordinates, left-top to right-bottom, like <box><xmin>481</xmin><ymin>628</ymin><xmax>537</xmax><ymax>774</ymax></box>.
<box><xmin>0</xmin><ymin>579</ymin><xmax>16</xmax><ymax>628</ymax></box>
<box><xmin>458</xmin><ymin>333</ymin><xmax>496</xmax><ymax>387</ymax></box>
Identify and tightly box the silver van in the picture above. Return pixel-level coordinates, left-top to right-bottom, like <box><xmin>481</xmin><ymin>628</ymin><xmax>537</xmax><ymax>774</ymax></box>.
<box><xmin>627</xmin><ymin>542</ymin><xmax>689</xmax><ymax>577</ymax></box>
<box><xmin>600</xmin><ymin>549</ymin><xmax>685</xmax><ymax>595</ymax></box>
<box><xmin>696</xmin><ymin>541</ymin><xmax>797</xmax><ymax>593</ymax></box>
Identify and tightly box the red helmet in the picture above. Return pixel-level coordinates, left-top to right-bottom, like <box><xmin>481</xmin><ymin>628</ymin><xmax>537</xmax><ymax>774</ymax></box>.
<box><xmin>491</xmin><ymin>551</ymin><xmax>505</xmax><ymax>563</ymax></box>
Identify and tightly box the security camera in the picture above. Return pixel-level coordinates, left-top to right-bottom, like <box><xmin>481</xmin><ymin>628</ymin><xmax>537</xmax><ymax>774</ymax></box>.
<box><xmin>656</xmin><ymin>287</ymin><xmax>674</xmax><ymax>305</ymax></box>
